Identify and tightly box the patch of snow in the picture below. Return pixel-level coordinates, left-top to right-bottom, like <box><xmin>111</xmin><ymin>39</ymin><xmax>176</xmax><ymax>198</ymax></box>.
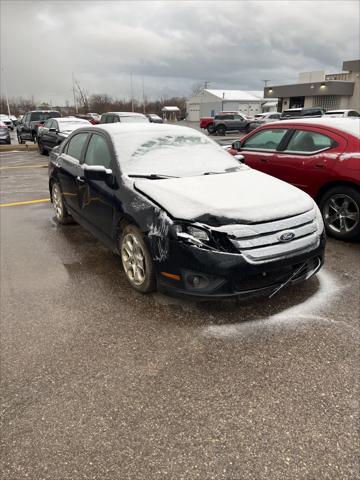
<box><xmin>135</xmin><ymin>169</ymin><xmax>314</xmax><ymax>223</ymax></box>
<box><xmin>202</xmin><ymin>270</ymin><xmax>346</xmax><ymax>339</ymax></box>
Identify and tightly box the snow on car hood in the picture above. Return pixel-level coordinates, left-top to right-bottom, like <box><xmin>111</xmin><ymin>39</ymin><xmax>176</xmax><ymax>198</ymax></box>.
<box><xmin>135</xmin><ymin>169</ymin><xmax>314</xmax><ymax>224</ymax></box>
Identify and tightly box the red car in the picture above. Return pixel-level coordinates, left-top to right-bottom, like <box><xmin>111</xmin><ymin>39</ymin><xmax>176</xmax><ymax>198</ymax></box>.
<box><xmin>227</xmin><ymin>118</ymin><xmax>360</xmax><ymax>241</ymax></box>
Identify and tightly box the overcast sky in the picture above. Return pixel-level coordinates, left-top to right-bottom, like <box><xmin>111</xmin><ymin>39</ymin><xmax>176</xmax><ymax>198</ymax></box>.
<box><xmin>1</xmin><ymin>0</ymin><xmax>359</xmax><ymax>105</ymax></box>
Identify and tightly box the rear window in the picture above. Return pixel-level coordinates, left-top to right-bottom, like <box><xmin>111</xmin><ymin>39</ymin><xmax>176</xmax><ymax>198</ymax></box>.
<box><xmin>30</xmin><ymin>111</ymin><xmax>60</xmax><ymax>121</ymax></box>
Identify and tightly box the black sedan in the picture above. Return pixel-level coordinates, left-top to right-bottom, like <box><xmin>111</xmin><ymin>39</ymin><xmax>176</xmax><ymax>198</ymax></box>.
<box><xmin>48</xmin><ymin>123</ymin><xmax>325</xmax><ymax>299</ymax></box>
<box><xmin>37</xmin><ymin>117</ymin><xmax>91</xmax><ymax>154</ymax></box>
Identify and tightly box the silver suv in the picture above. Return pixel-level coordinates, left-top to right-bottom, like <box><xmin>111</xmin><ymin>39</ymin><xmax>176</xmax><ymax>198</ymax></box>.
<box><xmin>214</xmin><ymin>113</ymin><xmax>251</xmax><ymax>135</ymax></box>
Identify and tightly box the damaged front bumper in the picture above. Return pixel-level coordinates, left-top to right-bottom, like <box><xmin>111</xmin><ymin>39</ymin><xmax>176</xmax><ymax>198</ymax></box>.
<box><xmin>155</xmin><ymin>233</ymin><xmax>326</xmax><ymax>300</ymax></box>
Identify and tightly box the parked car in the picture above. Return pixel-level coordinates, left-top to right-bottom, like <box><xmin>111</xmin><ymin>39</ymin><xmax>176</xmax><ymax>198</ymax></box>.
<box><xmin>0</xmin><ymin>114</ymin><xmax>13</xmax><ymax>130</ymax></box>
<box><xmin>17</xmin><ymin>110</ymin><xmax>61</xmax><ymax>143</ymax></box>
<box><xmin>37</xmin><ymin>117</ymin><xmax>91</xmax><ymax>155</ymax></box>
<box><xmin>227</xmin><ymin>118</ymin><xmax>360</xmax><ymax>240</ymax></box>
<box><xmin>0</xmin><ymin>122</ymin><xmax>11</xmax><ymax>144</ymax></box>
<box><xmin>48</xmin><ymin>123</ymin><xmax>325</xmax><ymax>298</ymax></box>
<box><xmin>325</xmin><ymin>109</ymin><xmax>360</xmax><ymax>118</ymax></box>
<box><xmin>100</xmin><ymin>112</ymin><xmax>149</xmax><ymax>124</ymax></box>
<box><xmin>200</xmin><ymin>111</ymin><xmax>249</xmax><ymax>134</ymax></box>
<box><xmin>213</xmin><ymin>113</ymin><xmax>251</xmax><ymax>136</ymax></box>
<box><xmin>147</xmin><ymin>113</ymin><xmax>163</xmax><ymax>123</ymax></box>
<box><xmin>74</xmin><ymin>113</ymin><xmax>100</xmax><ymax>125</ymax></box>
<box><xmin>249</xmin><ymin>112</ymin><xmax>282</xmax><ymax>131</ymax></box>
<box><xmin>280</xmin><ymin>107</ymin><xmax>325</xmax><ymax>120</ymax></box>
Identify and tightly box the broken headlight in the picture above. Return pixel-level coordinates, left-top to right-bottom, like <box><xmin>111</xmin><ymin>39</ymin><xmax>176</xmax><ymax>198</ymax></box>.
<box><xmin>173</xmin><ymin>223</ymin><xmax>210</xmax><ymax>246</ymax></box>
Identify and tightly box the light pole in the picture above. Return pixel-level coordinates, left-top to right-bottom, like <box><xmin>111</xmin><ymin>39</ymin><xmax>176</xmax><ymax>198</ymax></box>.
<box><xmin>1</xmin><ymin>67</ymin><xmax>11</xmax><ymax>116</ymax></box>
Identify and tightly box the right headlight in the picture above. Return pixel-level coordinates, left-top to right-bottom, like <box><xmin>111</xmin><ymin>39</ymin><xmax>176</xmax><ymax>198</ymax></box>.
<box><xmin>315</xmin><ymin>206</ymin><xmax>324</xmax><ymax>234</ymax></box>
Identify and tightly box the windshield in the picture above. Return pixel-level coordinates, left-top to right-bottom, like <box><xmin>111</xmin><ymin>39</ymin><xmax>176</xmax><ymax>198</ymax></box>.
<box><xmin>113</xmin><ymin>130</ymin><xmax>242</xmax><ymax>177</ymax></box>
<box><xmin>59</xmin><ymin>121</ymin><xmax>90</xmax><ymax>132</ymax></box>
<box><xmin>30</xmin><ymin>112</ymin><xmax>60</xmax><ymax>121</ymax></box>
<box><xmin>121</xmin><ymin>116</ymin><xmax>149</xmax><ymax>123</ymax></box>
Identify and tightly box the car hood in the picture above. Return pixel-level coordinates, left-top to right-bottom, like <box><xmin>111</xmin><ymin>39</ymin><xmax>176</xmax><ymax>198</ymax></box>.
<box><xmin>134</xmin><ymin>169</ymin><xmax>314</xmax><ymax>225</ymax></box>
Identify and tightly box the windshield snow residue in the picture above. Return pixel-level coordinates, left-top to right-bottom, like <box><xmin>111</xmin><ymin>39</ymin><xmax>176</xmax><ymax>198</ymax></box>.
<box><xmin>115</xmin><ymin>132</ymin><xmax>242</xmax><ymax>177</ymax></box>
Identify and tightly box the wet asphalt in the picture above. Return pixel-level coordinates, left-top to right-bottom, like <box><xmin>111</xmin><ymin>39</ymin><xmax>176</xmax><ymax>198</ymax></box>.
<box><xmin>0</xmin><ymin>151</ymin><xmax>359</xmax><ymax>480</ymax></box>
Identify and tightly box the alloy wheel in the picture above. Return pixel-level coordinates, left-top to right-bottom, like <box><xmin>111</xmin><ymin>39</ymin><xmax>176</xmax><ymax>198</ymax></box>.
<box><xmin>324</xmin><ymin>194</ymin><xmax>359</xmax><ymax>234</ymax></box>
<box><xmin>121</xmin><ymin>233</ymin><xmax>146</xmax><ymax>286</ymax></box>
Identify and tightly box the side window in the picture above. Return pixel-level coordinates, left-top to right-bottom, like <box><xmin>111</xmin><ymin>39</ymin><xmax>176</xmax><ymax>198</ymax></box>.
<box><xmin>234</xmin><ymin>115</ymin><xmax>243</xmax><ymax>121</ymax></box>
<box><xmin>84</xmin><ymin>134</ymin><xmax>112</xmax><ymax>169</ymax></box>
<box><xmin>348</xmin><ymin>111</ymin><xmax>359</xmax><ymax>117</ymax></box>
<box><xmin>106</xmin><ymin>115</ymin><xmax>114</xmax><ymax>124</ymax></box>
<box><xmin>113</xmin><ymin>116</ymin><xmax>120</xmax><ymax>123</ymax></box>
<box><xmin>269</xmin><ymin>114</ymin><xmax>280</xmax><ymax>119</ymax></box>
<box><xmin>66</xmin><ymin>133</ymin><xmax>88</xmax><ymax>160</ymax></box>
<box><xmin>44</xmin><ymin>119</ymin><xmax>52</xmax><ymax>128</ymax></box>
<box><xmin>242</xmin><ymin>129</ymin><xmax>288</xmax><ymax>151</ymax></box>
<box><xmin>23</xmin><ymin>114</ymin><xmax>30</xmax><ymax>124</ymax></box>
<box><xmin>286</xmin><ymin>130</ymin><xmax>334</xmax><ymax>153</ymax></box>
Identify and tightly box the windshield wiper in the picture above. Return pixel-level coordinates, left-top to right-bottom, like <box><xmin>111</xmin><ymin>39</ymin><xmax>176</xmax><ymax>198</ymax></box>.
<box><xmin>128</xmin><ymin>174</ymin><xmax>179</xmax><ymax>179</ymax></box>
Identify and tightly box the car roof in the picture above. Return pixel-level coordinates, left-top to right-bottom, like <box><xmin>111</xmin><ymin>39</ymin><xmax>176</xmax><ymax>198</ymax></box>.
<box><xmin>27</xmin><ymin>110</ymin><xmax>60</xmax><ymax>113</ymax></box>
<box><xmin>103</xmin><ymin>112</ymin><xmax>147</xmax><ymax>117</ymax></box>
<box><xmin>56</xmin><ymin>116</ymin><xmax>90</xmax><ymax>123</ymax></box>
<box><xmin>282</xmin><ymin>108</ymin><xmax>302</xmax><ymax>112</ymax></box>
<box><xmin>266</xmin><ymin>117</ymin><xmax>360</xmax><ymax>138</ymax></box>
<box><xmin>325</xmin><ymin>109</ymin><xmax>356</xmax><ymax>113</ymax></box>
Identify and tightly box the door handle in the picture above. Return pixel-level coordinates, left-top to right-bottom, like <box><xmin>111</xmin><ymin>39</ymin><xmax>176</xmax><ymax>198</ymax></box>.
<box><xmin>315</xmin><ymin>163</ymin><xmax>325</xmax><ymax>169</ymax></box>
<box><xmin>260</xmin><ymin>158</ymin><xmax>268</xmax><ymax>163</ymax></box>
<box><xmin>76</xmin><ymin>176</ymin><xmax>85</xmax><ymax>184</ymax></box>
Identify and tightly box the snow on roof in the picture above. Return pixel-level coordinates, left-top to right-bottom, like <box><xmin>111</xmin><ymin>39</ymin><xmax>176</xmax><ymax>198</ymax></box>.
<box><xmin>106</xmin><ymin>112</ymin><xmax>147</xmax><ymax>117</ymax></box>
<box><xmin>272</xmin><ymin>118</ymin><xmax>360</xmax><ymax>138</ymax></box>
<box><xmin>161</xmin><ymin>106</ymin><xmax>180</xmax><ymax>112</ymax></box>
<box><xmin>205</xmin><ymin>89</ymin><xmax>265</xmax><ymax>101</ymax></box>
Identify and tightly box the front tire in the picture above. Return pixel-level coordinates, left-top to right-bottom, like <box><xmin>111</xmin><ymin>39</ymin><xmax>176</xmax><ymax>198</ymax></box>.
<box><xmin>216</xmin><ymin>125</ymin><xmax>226</xmax><ymax>136</ymax></box>
<box><xmin>207</xmin><ymin>124</ymin><xmax>215</xmax><ymax>135</ymax></box>
<box><xmin>120</xmin><ymin>225</ymin><xmax>156</xmax><ymax>293</ymax></box>
<box><xmin>51</xmin><ymin>182</ymin><xmax>72</xmax><ymax>224</ymax></box>
<box><xmin>319</xmin><ymin>186</ymin><xmax>360</xmax><ymax>241</ymax></box>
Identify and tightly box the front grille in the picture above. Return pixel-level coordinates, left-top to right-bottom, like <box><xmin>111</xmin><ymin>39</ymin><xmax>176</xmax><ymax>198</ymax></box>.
<box><xmin>232</xmin><ymin>256</ymin><xmax>321</xmax><ymax>292</ymax></box>
<box><xmin>222</xmin><ymin>208</ymin><xmax>320</xmax><ymax>264</ymax></box>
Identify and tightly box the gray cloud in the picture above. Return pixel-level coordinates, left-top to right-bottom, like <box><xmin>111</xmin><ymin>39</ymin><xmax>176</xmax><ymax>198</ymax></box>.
<box><xmin>1</xmin><ymin>0</ymin><xmax>359</xmax><ymax>104</ymax></box>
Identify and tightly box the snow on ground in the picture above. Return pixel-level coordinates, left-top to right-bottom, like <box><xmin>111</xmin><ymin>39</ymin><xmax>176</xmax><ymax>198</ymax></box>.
<box><xmin>202</xmin><ymin>269</ymin><xmax>349</xmax><ymax>338</ymax></box>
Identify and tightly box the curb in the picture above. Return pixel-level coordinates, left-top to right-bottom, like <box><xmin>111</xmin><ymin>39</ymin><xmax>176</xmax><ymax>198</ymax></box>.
<box><xmin>0</xmin><ymin>144</ymin><xmax>38</xmax><ymax>153</ymax></box>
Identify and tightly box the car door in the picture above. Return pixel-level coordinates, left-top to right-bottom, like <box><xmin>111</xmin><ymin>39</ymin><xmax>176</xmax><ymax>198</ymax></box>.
<box><xmin>47</xmin><ymin>120</ymin><xmax>60</xmax><ymax>150</ymax></box>
<box><xmin>40</xmin><ymin>119</ymin><xmax>53</xmax><ymax>148</ymax></box>
<box><xmin>20</xmin><ymin>114</ymin><xmax>32</xmax><ymax>140</ymax></box>
<box><xmin>56</xmin><ymin>132</ymin><xmax>89</xmax><ymax>214</ymax></box>
<box><xmin>240</xmin><ymin>127</ymin><xmax>289</xmax><ymax>174</ymax></box>
<box><xmin>233</xmin><ymin>114</ymin><xmax>247</xmax><ymax>131</ymax></box>
<box><xmin>78</xmin><ymin>133</ymin><xmax>115</xmax><ymax>238</ymax></box>
<box><xmin>264</xmin><ymin>127</ymin><xmax>345</xmax><ymax>197</ymax></box>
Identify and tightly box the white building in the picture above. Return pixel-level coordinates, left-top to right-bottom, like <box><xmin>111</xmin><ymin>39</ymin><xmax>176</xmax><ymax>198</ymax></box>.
<box><xmin>186</xmin><ymin>89</ymin><xmax>276</xmax><ymax>121</ymax></box>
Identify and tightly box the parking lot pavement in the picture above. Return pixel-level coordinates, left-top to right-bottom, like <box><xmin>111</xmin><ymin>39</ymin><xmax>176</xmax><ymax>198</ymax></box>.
<box><xmin>1</xmin><ymin>151</ymin><xmax>359</xmax><ymax>480</ymax></box>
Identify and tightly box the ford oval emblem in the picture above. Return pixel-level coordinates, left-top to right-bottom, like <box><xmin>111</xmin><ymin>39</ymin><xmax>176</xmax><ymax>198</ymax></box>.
<box><xmin>278</xmin><ymin>230</ymin><xmax>295</xmax><ymax>242</ymax></box>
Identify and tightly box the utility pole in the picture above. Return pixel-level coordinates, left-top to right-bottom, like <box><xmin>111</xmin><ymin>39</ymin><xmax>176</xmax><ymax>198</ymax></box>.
<box><xmin>1</xmin><ymin>67</ymin><xmax>11</xmax><ymax>116</ymax></box>
<box><xmin>204</xmin><ymin>81</ymin><xmax>211</xmax><ymax>89</ymax></box>
<box><xmin>72</xmin><ymin>72</ymin><xmax>78</xmax><ymax>113</ymax></box>
<box><xmin>130</xmin><ymin>73</ymin><xmax>134</xmax><ymax>112</ymax></box>
<box><xmin>142</xmin><ymin>76</ymin><xmax>146</xmax><ymax>114</ymax></box>
<box><xmin>262</xmin><ymin>79</ymin><xmax>271</xmax><ymax>88</ymax></box>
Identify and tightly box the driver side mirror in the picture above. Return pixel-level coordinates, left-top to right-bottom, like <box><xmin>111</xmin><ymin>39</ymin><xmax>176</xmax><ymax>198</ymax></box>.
<box><xmin>83</xmin><ymin>164</ymin><xmax>117</xmax><ymax>188</ymax></box>
<box><xmin>232</xmin><ymin>140</ymin><xmax>242</xmax><ymax>151</ymax></box>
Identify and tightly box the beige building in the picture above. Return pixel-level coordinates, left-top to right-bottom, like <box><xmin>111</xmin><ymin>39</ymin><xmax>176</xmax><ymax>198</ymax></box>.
<box><xmin>264</xmin><ymin>59</ymin><xmax>360</xmax><ymax>112</ymax></box>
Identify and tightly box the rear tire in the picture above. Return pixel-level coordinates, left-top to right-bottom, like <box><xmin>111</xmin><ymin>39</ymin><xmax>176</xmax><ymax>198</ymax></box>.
<box><xmin>207</xmin><ymin>124</ymin><xmax>215</xmax><ymax>134</ymax></box>
<box><xmin>120</xmin><ymin>225</ymin><xmax>156</xmax><ymax>293</ymax></box>
<box><xmin>38</xmin><ymin>140</ymin><xmax>48</xmax><ymax>156</ymax></box>
<box><xmin>319</xmin><ymin>186</ymin><xmax>360</xmax><ymax>241</ymax></box>
<box><xmin>51</xmin><ymin>182</ymin><xmax>72</xmax><ymax>225</ymax></box>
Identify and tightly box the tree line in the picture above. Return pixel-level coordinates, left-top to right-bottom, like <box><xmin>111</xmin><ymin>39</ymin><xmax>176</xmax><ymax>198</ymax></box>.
<box><xmin>0</xmin><ymin>94</ymin><xmax>187</xmax><ymax>118</ymax></box>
